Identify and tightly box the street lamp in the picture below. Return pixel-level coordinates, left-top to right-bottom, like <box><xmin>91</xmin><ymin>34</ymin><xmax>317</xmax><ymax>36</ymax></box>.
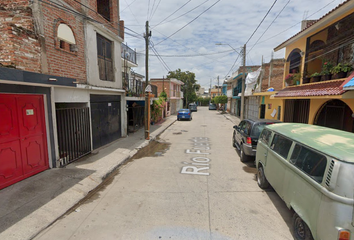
<box><xmin>215</xmin><ymin>43</ymin><xmax>246</xmax><ymax>120</ymax></box>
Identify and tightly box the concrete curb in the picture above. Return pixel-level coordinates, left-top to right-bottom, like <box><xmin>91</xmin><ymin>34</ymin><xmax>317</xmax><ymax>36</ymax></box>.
<box><xmin>0</xmin><ymin>118</ymin><xmax>177</xmax><ymax>240</ymax></box>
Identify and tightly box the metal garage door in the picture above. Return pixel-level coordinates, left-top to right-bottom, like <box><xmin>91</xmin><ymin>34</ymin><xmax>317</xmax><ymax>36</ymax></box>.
<box><xmin>90</xmin><ymin>95</ymin><xmax>121</xmax><ymax>149</ymax></box>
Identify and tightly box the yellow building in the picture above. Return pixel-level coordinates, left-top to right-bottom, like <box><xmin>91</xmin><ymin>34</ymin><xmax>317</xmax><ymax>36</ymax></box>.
<box><xmin>273</xmin><ymin>1</ymin><xmax>354</xmax><ymax>132</ymax></box>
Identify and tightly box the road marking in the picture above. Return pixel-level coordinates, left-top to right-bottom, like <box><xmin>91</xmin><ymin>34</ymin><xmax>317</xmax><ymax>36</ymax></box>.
<box><xmin>181</xmin><ymin>137</ymin><xmax>211</xmax><ymax>176</ymax></box>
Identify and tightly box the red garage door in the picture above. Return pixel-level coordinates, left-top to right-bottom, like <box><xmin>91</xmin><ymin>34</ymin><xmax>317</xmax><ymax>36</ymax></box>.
<box><xmin>0</xmin><ymin>94</ymin><xmax>48</xmax><ymax>190</ymax></box>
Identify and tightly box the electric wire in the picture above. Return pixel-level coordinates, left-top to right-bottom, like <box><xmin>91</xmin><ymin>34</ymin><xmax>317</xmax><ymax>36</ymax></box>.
<box><xmin>38</xmin><ymin>0</ymin><xmax>144</xmax><ymax>40</ymax></box>
<box><xmin>245</xmin><ymin>0</ymin><xmax>278</xmax><ymax>45</ymax></box>
<box><xmin>147</xmin><ymin>0</ymin><xmax>151</xmax><ymax>21</ymax></box>
<box><xmin>152</xmin><ymin>0</ymin><xmax>192</xmax><ymax>29</ymax></box>
<box><xmin>152</xmin><ymin>0</ymin><xmax>210</xmax><ymax>27</ymax></box>
<box><xmin>149</xmin><ymin>0</ymin><xmax>157</xmax><ymax>21</ymax></box>
<box><xmin>248</xmin><ymin>0</ymin><xmax>291</xmax><ymax>55</ymax></box>
<box><xmin>154</xmin><ymin>0</ymin><xmax>221</xmax><ymax>46</ymax></box>
<box><xmin>150</xmin><ymin>42</ymin><xmax>171</xmax><ymax>72</ymax></box>
<box><xmin>149</xmin><ymin>0</ymin><xmax>163</xmax><ymax>21</ymax></box>
<box><xmin>257</xmin><ymin>0</ymin><xmax>337</xmax><ymax>45</ymax></box>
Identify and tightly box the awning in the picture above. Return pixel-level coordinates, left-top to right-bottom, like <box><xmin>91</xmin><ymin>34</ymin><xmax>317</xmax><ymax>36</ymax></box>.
<box><xmin>342</xmin><ymin>72</ymin><xmax>354</xmax><ymax>90</ymax></box>
<box><xmin>274</xmin><ymin>80</ymin><xmax>346</xmax><ymax>98</ymax></box>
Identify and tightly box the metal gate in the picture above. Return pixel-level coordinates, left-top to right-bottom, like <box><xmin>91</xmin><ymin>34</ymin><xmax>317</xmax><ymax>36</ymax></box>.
<box><xmin>128</xmin><ymin>106</ymin><xmax>144</xmax><ymax>133</ymax></box>
<box><xmin>56</xmin><ymin>107</ymin><xmax>91</xmax><ymax>166</ymax></box>
<box><xmin>284</xmin><ymin>99</ymin><xmax>310</xmax><ymax>123</ymax></box>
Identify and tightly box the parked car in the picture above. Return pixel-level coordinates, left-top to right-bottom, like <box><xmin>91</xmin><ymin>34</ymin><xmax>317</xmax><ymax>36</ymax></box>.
<box><xmin>188</xmin><ymin>103</ymin><xmax>197</xmax><ymax>112</ymax></box>
<box><xmin>232</xmin><ymin>118</ymin><xmax>281</xmax><ymax>162</ymax></box>
<box><xmin>256</xmin><ymin>123</ymin><xmax>354</xmax><ymax>240</ymax></box>
<box><xmin>208</xmin><ymin>103</ymin><xmax>217</xmax><ymax>110</ymax></box>
<box><xmin>177</xmin><ymin>109</ymin><xmax>192</xmax><ymax>121</ymax></box>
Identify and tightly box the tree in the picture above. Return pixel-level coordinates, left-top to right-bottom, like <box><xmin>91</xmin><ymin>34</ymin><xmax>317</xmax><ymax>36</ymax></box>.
<box><xmin>167</xmin><ymin>69</ymin><xmax>198</xmax><ymax>107</ymax></box>
<box><xmin>214</xmin><ymin>95</ymin><xmax>228</xmax><ymax>112</ymax></box>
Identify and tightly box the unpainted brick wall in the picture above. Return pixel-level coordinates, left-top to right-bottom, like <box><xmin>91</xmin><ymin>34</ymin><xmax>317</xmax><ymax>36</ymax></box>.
<box><xmin>150</xmin><ymin>79</ymin><xmax>171</xmax><ymax>98</ymax></box>
<box><xmin>0</xmin><ymin>1</ymin><xmax>41</xmax><ymax>71</ymax></box>
<box><xmin>261</xmin><ymin>59</ymin><xmax>285</xmax><ymax>91</ymax></box>
<box><xmin>40</xmin><ymin>0</ymin><xmax>86</xmax><ymax>82</ymax></box>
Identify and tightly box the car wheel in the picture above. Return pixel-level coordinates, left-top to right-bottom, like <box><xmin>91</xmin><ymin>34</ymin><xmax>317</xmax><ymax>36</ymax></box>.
<box><xmin>240</xmin><ymin>145</ymin><xmax>248</xmax><ymax>162</ymax></box>
<box><xmin>177</xmin><ymin>118</ymin><xmax>179</xmax><ymax>121</ymax></box>
<box><xmin>257</xmin><ymin>165</ymin><xmax>269</xmax><ymax>189</ymax></box>
<box><xmin>293</xmin><ymin>213</ymin><xmax>314</xmax><ymax>240</ymax></box>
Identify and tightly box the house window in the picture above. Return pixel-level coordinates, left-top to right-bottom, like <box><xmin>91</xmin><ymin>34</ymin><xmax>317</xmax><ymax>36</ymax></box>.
<box><xmin>57</xmin><ymin>23</ymin><xmax>77</xmax><ymax>53</ymax></box>
<box><xmin>97</xmin><ymin>0</ymin><xmax>111</xmax><ymax>21</ymax></box>
<box><xmin>97</xmin><ymin>34</ymin><xmax>114</xmax><ymax>81</ymax></box>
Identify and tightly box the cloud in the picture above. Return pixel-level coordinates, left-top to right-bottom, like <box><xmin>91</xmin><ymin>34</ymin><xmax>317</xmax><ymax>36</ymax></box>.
<box><xmin>121</xmin><ymin>0</ymin><xmax>346</xmax><ymax>88</ymax></box>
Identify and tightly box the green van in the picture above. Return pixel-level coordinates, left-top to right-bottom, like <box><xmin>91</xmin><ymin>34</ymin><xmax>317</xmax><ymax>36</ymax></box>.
<box><xmin>256</xmin><ymin>123</ymin><xmax>354</xmax><ymax>240</ymax></box>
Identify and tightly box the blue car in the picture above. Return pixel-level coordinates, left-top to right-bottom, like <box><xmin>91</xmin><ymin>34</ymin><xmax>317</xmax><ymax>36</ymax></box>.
<box><xmin>177</xmin><ymin>109</ymin><xmax>192</xmax><ymax>121</ymax></box>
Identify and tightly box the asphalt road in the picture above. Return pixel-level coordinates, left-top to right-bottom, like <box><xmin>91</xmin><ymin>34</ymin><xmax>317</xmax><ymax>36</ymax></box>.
<box><xmin>35</xmin><ymin>107</ymin><xmax>294</xmax><ymax>240</ymax></box>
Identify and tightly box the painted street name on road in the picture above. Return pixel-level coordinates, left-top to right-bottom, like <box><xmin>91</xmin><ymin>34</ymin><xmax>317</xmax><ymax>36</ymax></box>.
<box><xmin>181</xmin><ymin>137</ymin><xmax>211</xmax><ymax>176</ymax></box>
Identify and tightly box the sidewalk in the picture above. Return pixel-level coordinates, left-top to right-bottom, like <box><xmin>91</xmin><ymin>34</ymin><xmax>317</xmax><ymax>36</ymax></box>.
<box><xmin>0</xmin><ymin>116</ymin><xmax>177</xmax><ymax>240</ymax></box>
<box><xmin>222</xmin><ymin>111</ymin><xmax>241</xmax><ymax>126</ymax></box>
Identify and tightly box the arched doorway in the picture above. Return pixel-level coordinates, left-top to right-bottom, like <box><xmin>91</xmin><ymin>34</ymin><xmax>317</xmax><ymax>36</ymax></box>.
<box><xmin>314</xmin><ymin>100</ymin><xmax>354</xmax><ymax>132</ymax></box>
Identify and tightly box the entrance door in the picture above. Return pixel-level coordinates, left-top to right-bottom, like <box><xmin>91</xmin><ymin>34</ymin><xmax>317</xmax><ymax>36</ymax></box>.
<box><xmin>0</xmin><ymin>94</ymin><xmax>48</xmax><ymax>189</ymax></box>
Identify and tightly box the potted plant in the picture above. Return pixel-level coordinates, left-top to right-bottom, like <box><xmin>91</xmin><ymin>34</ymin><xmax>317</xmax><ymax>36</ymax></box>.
<box><xmin>285</xmin><ymin>74</ymin><xmax>293</xmax><ymax>86</ymax></box>
<box><xmin>321</xmin><ymin>61</ymin><xmax>333</xmax><ymax>81</ymax></box>
<box><xmin>331</xmin><ymin>63</ymin><xmax>353</xmax><ymax>79</ymax></box>
<box><xmin>302</xmin><ymin>70</ymin><xmax>311</xmax><ymax>84</ymax></box>
<box><xmin>311</xmin><ymin>72</ymin><xmax>321</xmax><ymax>82</ymax></box>
<box><xmin>293</xmin><ymin>73</ymin><xmax>301</xmax><ymax>85</ymax></box>
<box><xmin>342</xmin><ymin>63</ymin><xmax>353</xmax><ymax>74</ymax></box>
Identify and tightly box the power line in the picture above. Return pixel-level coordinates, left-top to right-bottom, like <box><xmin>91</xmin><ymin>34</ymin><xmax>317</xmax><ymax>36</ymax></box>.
<box><xmin>147</xmin><ymin>0</ymin><xmax>151</xmax><ymax>21</ymax></box>
<box><xmin>149</xmin><ymin>0</ymin><xmax>163</xmax><ymax>21</ymax></box>
<box><xmin>153</xmin><ymin>0</ymin><xmax>210</xmax><ymax>27</ymax></box>
<box><xmin>248</xmin><ymin>0</ymin><xmax>291</xmax><ymax>54</ymax></box>
<box><xmin>152</xmin><ymin>0</ymin><xmax>192</xmax><ymax>29</ymax></box>
<box><xmin>154</xmin><ymin>0</ymin><xmax>221</xmax><ymax>46</ymax></box>
<box><xmin>150</xmin><ymin>42</ymin><xmax>171</xmax><ymax>72</ymax></box>
<box><xmin>257</xmin><ymin>0</ymin><xmax>337</xmax><ymax>45</ymax></box>
<box><xmin>142</xmin><ymin>49</ymin><xmax>235</xmax><ymax>57</ymax></box>
<box><xmin>245</xmin><ymin>0</ymin><xmax>278</xmax><ymax>45</ymax></box>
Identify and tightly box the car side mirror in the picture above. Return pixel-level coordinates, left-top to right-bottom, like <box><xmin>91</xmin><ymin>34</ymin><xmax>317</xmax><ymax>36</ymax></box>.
<box><xmin>233</xmin><ymin>125</ymin><xmax>239</xmax><ymax>130</ymax></box>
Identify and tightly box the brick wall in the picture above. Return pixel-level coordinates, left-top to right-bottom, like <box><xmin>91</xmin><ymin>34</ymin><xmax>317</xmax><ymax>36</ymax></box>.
<box><xmin>261</xmin><ymin>59</ymin><xmax>285</xmax><ymax>91</ymax></box>
<box><xmin>150</xmin><ymin>79</ymin><xmax>171</xmax><ymax>98</ymax></box>
<box><xmin>0</xmin><ymin>0</ymin><xmax>122</xmax><ymax>83</ymax></box>
<box><xmin>0</xmin><ymin>1</ymin><xmax>41</xmax><ymax>71</ymax></box>
<box><xmin>40</xmin><ymin>0</ymin><xmax>86</xmax><ymax>82</ymax></box>
<box><xmin>86</xmin><ymin>0</ymin><xmax>122</xmax><ymax>37</ymax></box>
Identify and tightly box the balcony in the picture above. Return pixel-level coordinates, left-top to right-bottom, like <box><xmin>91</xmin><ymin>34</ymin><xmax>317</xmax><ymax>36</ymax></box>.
<box><xmin>121</xmin><ymin>43</ymin><xmax>137</xmax><ymax>65</ymax></box>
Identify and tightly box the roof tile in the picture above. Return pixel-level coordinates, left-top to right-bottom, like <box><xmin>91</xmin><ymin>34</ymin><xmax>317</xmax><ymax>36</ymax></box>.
<box><xmin>275</xmin><ymin>80</ymin><xmax>346</xmax><ymax>98</ymax></box>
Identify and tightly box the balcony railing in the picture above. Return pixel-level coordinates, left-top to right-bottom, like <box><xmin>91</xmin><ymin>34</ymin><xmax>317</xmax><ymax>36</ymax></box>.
<box><xmin>121</xmin><ymin>43</ymin><xmax>137</xmax><ymax>65</ymax></box>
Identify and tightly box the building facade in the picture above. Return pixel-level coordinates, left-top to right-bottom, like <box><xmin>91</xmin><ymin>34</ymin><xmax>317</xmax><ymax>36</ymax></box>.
<box><xmin>274</xmin><ymin>1</ymin><xmax>354</xmax><ymax>132</ymax></box>
<box><xmin>0</xmin><ymin>0</ymin><xmax>125</xmax><ymax>189</ymax></box>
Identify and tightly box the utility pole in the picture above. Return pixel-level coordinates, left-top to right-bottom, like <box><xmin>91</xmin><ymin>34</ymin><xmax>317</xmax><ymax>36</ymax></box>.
<box><xmin>217</xmin><ymin>75</ymin><xmax>220</xmax><ymax>96</ymax></box>
<box><xmin>144</xmin><ymin>21</ymin><xmax>151</xmax><ymax>139</ymax></box>
<box><xmin>240</xmin><ymin>44</ymin><xmax>246</xmax><ymax>121</ymax></box>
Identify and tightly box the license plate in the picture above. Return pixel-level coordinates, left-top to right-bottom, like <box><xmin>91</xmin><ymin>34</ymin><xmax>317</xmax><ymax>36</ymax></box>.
<box><xmin>182</xmin><ymin>116</ymin><xmax>185</xmax><ymax>118</ymax></box>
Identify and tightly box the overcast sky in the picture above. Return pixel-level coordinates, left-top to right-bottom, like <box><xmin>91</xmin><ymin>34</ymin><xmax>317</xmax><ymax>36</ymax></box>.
<box><xmin>120</xmin><ymin>0</ymin><xmax>346</xmax><ymax>89</ymax></box>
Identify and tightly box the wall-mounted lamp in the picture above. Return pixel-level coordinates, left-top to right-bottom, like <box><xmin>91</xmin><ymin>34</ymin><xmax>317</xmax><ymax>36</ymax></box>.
<box><xmin>300</xmin><ymin>51</ymin><xmax>305</xmax><ymax>57</ymax></box>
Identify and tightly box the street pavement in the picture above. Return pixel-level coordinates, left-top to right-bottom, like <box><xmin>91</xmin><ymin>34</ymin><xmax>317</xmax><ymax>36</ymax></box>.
<box><xmin>0</xmin><ymin>109</ymin><xmax>241</xmax><ymax>240</ymax></box>
<box><xmin>33</xmin><ymin>108</ymin><xmax>292</xmax><ymax>240</ymax></box>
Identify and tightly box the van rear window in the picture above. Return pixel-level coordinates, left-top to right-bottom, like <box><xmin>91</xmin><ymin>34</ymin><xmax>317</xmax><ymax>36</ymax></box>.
<box><xmin>290</xmin><ymin>144</ymin><xmax>327</xmax><ymax>183</ymax></box>
<box><xmin>270</xmin><ymin>134</ymin><xmax>292</xmax><ymax>159</ymax></box>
